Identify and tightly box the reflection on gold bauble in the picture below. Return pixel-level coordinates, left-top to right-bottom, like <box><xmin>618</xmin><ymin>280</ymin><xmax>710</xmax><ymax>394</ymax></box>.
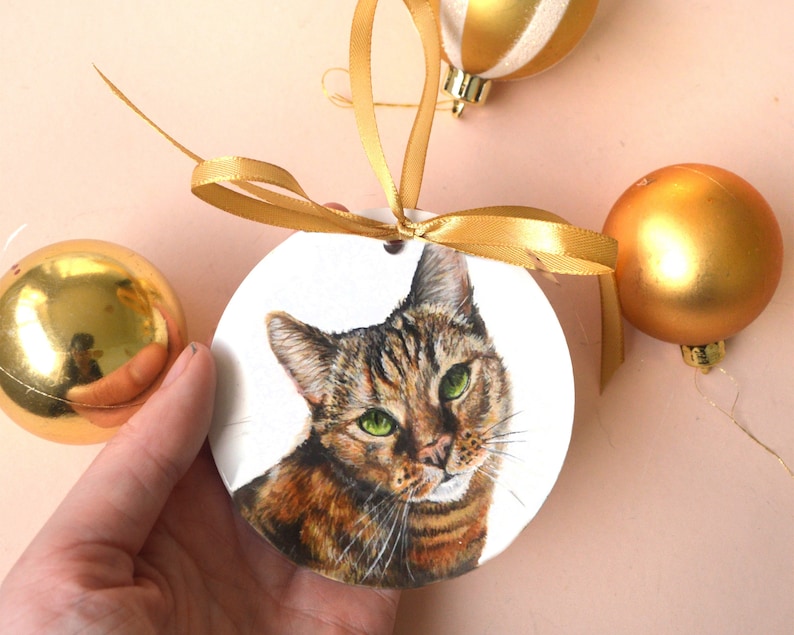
<box><xmin>429</xmin><ymin>0</ymin><xmax>600</xmax><ymax>115</ymax></box>
<box><xmin>603</xmin><ymin>164</ymin><xmax>783</xmax><ymax>370</ymax></box>
<box><xmin>0</xmin><ymin>240</ymin><xmax>186</xmax><ymax>444</ymax></box>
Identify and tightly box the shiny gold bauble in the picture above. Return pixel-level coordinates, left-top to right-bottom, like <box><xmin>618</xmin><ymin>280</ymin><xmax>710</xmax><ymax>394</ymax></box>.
<box><xmin>0</xmin><ymin>240</ymin><xmax>186</xmax><ymax>443</ymax></box>
<box><xmin>603</xmin><ymin>164</ymin><xmax>783</xmax><ymax>369</ymax></box>
<box><xmin>430</xmin><ymin>0</ymin><xmax>600</xmax><ymax>114</ymax></box>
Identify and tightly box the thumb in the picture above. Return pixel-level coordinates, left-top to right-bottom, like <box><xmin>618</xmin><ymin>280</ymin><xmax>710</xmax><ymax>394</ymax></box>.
<box><xmin>31</xmin><ymin>342</ymin><xmax>217</xmax><ymax>558</ymax></box>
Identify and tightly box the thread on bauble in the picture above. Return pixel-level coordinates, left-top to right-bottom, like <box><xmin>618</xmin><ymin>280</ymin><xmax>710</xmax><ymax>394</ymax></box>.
<box><xmin>322</xmin><ymin>67</ymin><xmax>454</xmax><ymax>111</ymax></box>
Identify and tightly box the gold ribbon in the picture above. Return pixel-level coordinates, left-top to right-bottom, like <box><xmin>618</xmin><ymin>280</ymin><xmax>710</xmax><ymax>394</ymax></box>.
<box><xmin>97</xmin><ymin>0</ymin><xmax>623</xmax><ymax>388</ymax></box>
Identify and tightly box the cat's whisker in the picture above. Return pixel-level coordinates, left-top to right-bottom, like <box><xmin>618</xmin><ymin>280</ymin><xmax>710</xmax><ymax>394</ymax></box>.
<box><xmin>221</xmin><ymin>417</ymin><xmax>255</xmax><ymax>441</ymax></box>
<box><xmin>353</xmin><ymin>508</ymin><xmax>390</xmax><ymax>572</ymax></box>
<box><xmin>482</xmin><ymin>437</ymin><xmax>528</xmax><ymax>445</ymax></box>
<box><xmin>338</xmin><ymin>489</ymin><xmax>398</xmax><ymax>565</ymax></box>
<box><xmin>224</xmin><ymin>417</ymin><xmax>253</xmax><ymax>427</ymax></box>
<box><xmin>361</xmin><ymin>496</ymin><xmax>404</xmax><ymax>580</ymax></box>
<box><xmin>400</xmin><ymin>490</ymin><xmax>416</xmax><ymax>583</ymax></box>
<box><xmin>483</xmin><ymin>428</ymin><xmax>528</xmax><ymax>442</ymax></box>
<box><xmin>358</xmin><ymin>489</ymin><xmax>413</xmax><ymax>582</ymax></box>
<box><xmin>481</xmin><ymin>410</ymin><xmax>524</xmax><ymax>438</ymax></box>
<box><xmin>356</xmin><ymin>486</ymin><xmax>383</xmax><ymax>515</ymax></box>
<box><xmin>378</xmin><ymin>500</ymin><xmax>411</xmax><ymax>582</ymax></box>
<box><xmin>350</xmin><ymin>489</ymin><xmax>404</xmax><ymax>559</ymax></box>
<box><xmin>478</xmin><ymin>464</ymin><xmax>526</xmax><ymax>508</ymax></box>
<box><xmin>346</xmin><ymin>500</ymin><xmax>394</xmax><ymax>554</ymax></box>
<box><xmin>483</xmin><ymin>446</ymin><xmax>526</xmax><ymax>465</ymax></box>
<box><xmin>350</xmin><ymin>489</ymin><xmax>391</xmax><ymax>528</ymax></box>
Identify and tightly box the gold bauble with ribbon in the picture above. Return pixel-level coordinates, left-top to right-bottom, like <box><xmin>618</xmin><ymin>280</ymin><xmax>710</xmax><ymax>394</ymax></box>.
<box><xmin>429</xmin><ymin>0</ymin><xmax>600</xmax><ymax>115</ymax></box>
<box><xmin>603</xmin><ymin>164</ymin><xmax>783</xmax><ymax>371</ymax></box>
<box><xmin>0</xmin><ymin>240</ymin><xmax>186</xmax><ymax>444</ymax></box>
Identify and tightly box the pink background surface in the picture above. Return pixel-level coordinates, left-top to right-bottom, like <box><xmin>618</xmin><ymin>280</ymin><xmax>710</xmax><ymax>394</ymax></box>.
<box><xmin>1</xmin><ymin>1</ymin><xmax>791</xmax><ymax>632</ymax></box>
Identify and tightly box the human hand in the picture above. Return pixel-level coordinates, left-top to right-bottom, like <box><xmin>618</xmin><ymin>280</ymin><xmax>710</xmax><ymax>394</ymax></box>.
<box><xmin>0</xmin><ymin>343</ymin><xmax>400</xmax><ymax>634</ymax></box>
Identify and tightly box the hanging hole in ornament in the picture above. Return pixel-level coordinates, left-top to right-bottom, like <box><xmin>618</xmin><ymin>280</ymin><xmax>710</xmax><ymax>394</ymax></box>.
<box><xmin>383</xmin><ymin>240</ymin><xmax>405</xmax><ymax>255</ymax></box>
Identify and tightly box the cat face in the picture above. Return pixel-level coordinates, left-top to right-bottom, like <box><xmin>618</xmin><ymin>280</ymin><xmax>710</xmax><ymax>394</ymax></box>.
<box><xmin>266</xmin><ymin>245</ymin><xmax>512</xmax><ymax>504</ymax></box>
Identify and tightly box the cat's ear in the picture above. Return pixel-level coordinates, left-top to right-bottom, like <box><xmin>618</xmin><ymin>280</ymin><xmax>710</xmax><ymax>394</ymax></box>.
<box><xmin>266</xmin><ymin>311</ymin><xmax>335</xmax><ymax>406</ymax></box>
<box><xmin>406</xmin><ymin>245</ymin><xmax>474</xmax><ymax>316</ymax></box>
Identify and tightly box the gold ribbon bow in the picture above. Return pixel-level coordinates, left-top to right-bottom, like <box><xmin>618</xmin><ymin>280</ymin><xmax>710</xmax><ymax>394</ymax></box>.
<box><xmin>98</xmin><ymin>0</ymin><xmax>623</xmax><ymax>388</ymax></box>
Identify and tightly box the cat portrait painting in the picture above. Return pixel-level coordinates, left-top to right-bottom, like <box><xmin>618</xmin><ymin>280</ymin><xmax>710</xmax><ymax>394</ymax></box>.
<box><xmin>210</xmin><ymin>232</ymin><xmax>574</xmax><ymax>589</ymax></box>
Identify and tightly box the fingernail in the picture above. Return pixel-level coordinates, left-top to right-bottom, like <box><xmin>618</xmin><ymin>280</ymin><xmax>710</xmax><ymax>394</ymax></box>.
<box><xmin>161</xmin><ymin>342</ymin><xmax>198</xmax><ymax>389</ymax></box>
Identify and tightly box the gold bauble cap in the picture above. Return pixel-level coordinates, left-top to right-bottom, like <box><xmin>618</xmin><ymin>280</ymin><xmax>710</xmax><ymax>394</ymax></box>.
<box><xmin>603</xmin><ymin>164</ymin><xmax>783</xmax><ymax>363</ymax></box>
<box><xmin>0</xmin><ymin>239</ymin><xmax>186</xmax><ymax>444</ymax></box>
<box><xmin>680</xmin><ymin>341</ymin><xmax>726</xmax><ymax>372</ymax></box>
<box><xmin>442</xmin><ymin>66</ymin><xmax>492</xmax><ymax>117</ymax></box>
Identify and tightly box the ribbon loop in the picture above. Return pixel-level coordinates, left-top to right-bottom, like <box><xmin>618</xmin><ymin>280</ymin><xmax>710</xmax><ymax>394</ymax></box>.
<box><xmin>98</xmin><ymin>0</ymin><xmax>624</xmax><ymax>388</ymax></box>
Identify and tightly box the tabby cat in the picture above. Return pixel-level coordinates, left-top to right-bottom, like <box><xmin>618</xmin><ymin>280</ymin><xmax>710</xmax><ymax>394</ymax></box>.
<box><xmin>233</xmin><ymin>244</ymin><xmax>513</xmax><ymax>588</ymax></box>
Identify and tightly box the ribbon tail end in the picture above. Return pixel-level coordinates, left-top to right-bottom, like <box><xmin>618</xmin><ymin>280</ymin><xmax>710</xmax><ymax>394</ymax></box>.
<box><xmin>598</xmin><ymin>272</ymin><xmax>624</xmax><ymax>393</ymax></box>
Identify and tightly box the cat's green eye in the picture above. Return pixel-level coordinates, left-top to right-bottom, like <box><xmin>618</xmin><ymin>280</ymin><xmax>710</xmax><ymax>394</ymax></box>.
<box><xmin>439</xmin><ymin>364</ymin><xmax>470</xmax><ymax>400</ymax></box>
<box><xmin>358</xmin><ymin>409</ymin><xmax>397</xmax><ymax>436</ymax></box>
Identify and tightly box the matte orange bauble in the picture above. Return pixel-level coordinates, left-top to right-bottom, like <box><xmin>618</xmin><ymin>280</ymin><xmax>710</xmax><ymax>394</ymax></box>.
<box><xmin>603</xmin><ymin>164</ymin><xmax>783</xmax><ymax>369</ymax></box>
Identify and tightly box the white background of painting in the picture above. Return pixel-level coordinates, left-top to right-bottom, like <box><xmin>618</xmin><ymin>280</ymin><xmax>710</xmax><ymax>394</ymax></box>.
<box><xmin>209</xmin><ymin>213</ymin><xmax>574</xmax><ymax>565</ymax></box>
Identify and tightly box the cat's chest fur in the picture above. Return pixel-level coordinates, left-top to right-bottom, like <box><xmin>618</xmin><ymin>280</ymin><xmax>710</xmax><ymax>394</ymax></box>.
<box><xmin>233</xmin><ymin>435</ymin><xmax>496</xmax><ymax>588</ymax></box>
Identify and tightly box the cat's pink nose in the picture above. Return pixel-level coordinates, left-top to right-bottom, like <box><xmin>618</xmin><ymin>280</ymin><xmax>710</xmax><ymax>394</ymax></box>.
<box><xmin>417</xmin><ymin>433</ymin><xmax>453</xmax><ymax>468</ymax></box>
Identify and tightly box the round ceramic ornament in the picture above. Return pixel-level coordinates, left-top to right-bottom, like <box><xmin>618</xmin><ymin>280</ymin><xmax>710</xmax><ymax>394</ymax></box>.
<box><xmin>209</xmin><ymin>210</ymin><xmax>574</xmax><ymax>589</ymax></box>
